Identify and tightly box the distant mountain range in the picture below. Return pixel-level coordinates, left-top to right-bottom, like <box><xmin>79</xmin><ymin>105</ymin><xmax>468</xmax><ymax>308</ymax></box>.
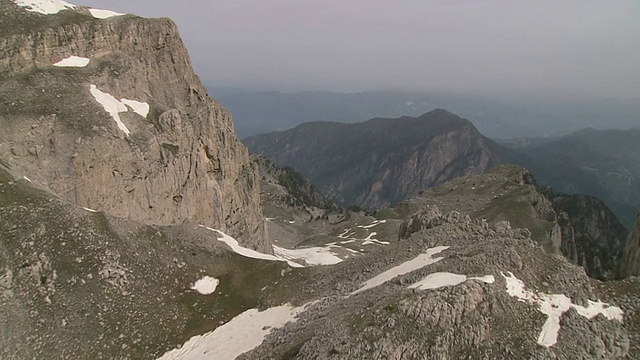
<box><xmin>244</xmin><ymin>109</ymin><xmax>513</xmax><ymax>208</ymax></box>
<box><xmin>209</xmin><ymin>88</ymin><xmax>640</xmax><ymax>139</ymax></box>
<box><xmin>505</xmin><ymin>128</ymin><xmax>640</xmax><ymax>229</ymax></box>
<box><xmin>244</xmin><ymin>111</ymin><xmax>639</xmax><ymax>229</ymax></box>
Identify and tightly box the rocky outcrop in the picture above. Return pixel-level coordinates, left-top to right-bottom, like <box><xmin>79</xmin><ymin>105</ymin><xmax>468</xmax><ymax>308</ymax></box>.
<box><xmin>545</xmin><ymin>192</ymin><xmax>629</xmax><ymax>280</ymax></box>
<box><xmin>253</xmin><ymin>154</ymin><xmax>340</xmax><ymax>214</ymax></box>
<box><xmin>0</xmin><ymin>3</ymin><xmax>266</xmax><ymax>250</ymax></box>
<box><xmin>244</xmin><ymin>109</ymin><xmax>503</xmax><ymax>208</ymax></box>
<box><xmin>398</xmin><ymin>165</ymin><xmax>629</xmax><ymax>281</ymax></box>
<box><xmin>621</xmin><ymin>215</ymin><xmax>640</xmax><ymax>277</ymax></box>
<box><xmin>244</xmin><ymin>203</ymin><xmax>639</xmax><ymax>360</ymax></box>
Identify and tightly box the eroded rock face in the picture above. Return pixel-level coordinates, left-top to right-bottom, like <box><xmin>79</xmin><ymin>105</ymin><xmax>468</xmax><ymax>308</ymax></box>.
<box><xmin>621</xmin><ymin>215</ymin><xmax>640</xmax><ymax>278</ymax></box>
<box><xmin>0</xmin><ymin>6</ymin><xmax>267</xmax><ymax>250</ymax></box>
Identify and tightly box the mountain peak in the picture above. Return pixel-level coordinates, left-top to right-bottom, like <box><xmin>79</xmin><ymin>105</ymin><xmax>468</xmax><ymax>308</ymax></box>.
<box><xmin>244</xmin><ymin>110</ymin><xmax>501</xmax><ymax>208</ymax></box>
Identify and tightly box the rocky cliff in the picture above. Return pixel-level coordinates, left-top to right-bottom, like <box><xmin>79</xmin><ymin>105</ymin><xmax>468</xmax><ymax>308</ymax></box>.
<box><xmin>621</xmin><ymin>215</ymin><xmax>640</xmax><ymax>277</ymax></box>
<box><xmin>244</xmin><ymin>109</ymin><xmax>504</xmax><ymax>209</ymax></box>
<box><xmin>544</xmin><ymin>191</ymin><xmax>629</xmax><ymax>281</ymax></box>
<box><xmin>0</xmin><ymin>1</ymin><xmax>266</xmax><ymax>250</ymax></box>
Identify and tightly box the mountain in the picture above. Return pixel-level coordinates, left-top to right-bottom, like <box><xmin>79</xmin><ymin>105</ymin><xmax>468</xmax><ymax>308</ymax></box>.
<box><xmin>164</xmin><ymin>164</ymin><xmax>640</xmax><ymax>359</ymax></box>
<box><xmin>621</xmin><ymin>215</ymin><xmax>640</xmax><ymax>277</ymax></box>
<box><xmin>210</xmin><ymin>88</ymin><xmax>640</xmax><ymax>139</ymax></box>
<box><xmin>3</xmin><ymin>1</ymin><xmax>640</xmax><ymax>359</ymax></box>
<box><xmin>507</xmin><ymin>128</ymin><xmax>640</xmax><ymax>229</ymax></box>
<box><xmin>394</xmin><ymin>165</ymin><xmax>628</xmax><ymax>281</ymax></box>
<box><xmin>0</xmin><ymin>0</ymin><xmax>266</xmax><ymax>250</ymax></box>
<box><xmin>244</xmin><ymin>109</ymin><xmax>508</xmax><ymax>209</ymax></box>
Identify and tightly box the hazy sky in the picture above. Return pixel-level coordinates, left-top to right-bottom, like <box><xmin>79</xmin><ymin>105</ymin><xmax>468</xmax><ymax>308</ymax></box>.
<box><xmin>75</xmin><ymin>0</ymin><xmax>640</xmax><ymax>98</ymax></box>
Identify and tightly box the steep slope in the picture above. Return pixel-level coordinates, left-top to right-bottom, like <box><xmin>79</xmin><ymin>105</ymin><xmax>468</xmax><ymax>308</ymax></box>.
<box><xmin>395</xmin><ymin>165</ymin><xmax>628</xmax><ymax>281</ymax></box>
<box><xmin>241</xmin><ymin>179</ymin><xmax>640</xmax><ymax>359</ymax></box>
<box><xmin>0</xmin><ymin>0</ymin><xmax>266</xmax><ymax>250</ymax></box>
<box><xmin>252</xmin><ymin>154</ymin><xmax>340</xmax><ymax>217</ymax></box>
<box><xmin>3</xmin><ymin>158</ymin><xmax>639</xmax><ymax>359</ymax></box>
<box><xmin>244</xmin><ymin>109</ymin><xmax>505</xmax><ymax>209</ymax></box>
<box><xmin>621</xmin><ymin>215</ymin><xmax>640</xmax><ymax>277</ymax></box>
<box><xmin>545</xmin><ymin>191</ymin><xmax>630</xmax><ymax>281</ymax></box>
<box><xmin>0</xmin><ymin>166</ymin><xmax>306</xmax><ymax>358</ymax></box>
<box><xmin>508</xmin><ymin>128</ymin><xmax>640</xmax><ymax>229</ymax></box>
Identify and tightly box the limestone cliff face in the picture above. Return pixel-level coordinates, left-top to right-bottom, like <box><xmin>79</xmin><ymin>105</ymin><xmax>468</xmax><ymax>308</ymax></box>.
<box><xmin>621</xmin><ymin>215</ymin><xmax>640</xmax><ymax>277</ymax></box>
<box><xmin>547</xmin><ymin>193</ymin><xmax>629</xmax><ymax>280</ymax></box>
<box><xmin>0</xmin><ymin>4</ymin><xmax>267</xmax><ymax>250</ymax></box>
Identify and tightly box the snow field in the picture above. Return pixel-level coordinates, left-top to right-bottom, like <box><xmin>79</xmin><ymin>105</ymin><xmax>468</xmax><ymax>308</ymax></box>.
<box><xmin>88</xmin><ymin>8</ymin><xmax>125</xmax><ymax>19</ymax></box>
<box><xmin>501</xmin><ymin>271</ymin><xmax>623</xmax><ymax>347</ymax></box>
<box><xmin>204</xmin><ymin>226</ymin><xmax>373</xmax><ymax>267</ymax></box>
<box><xmin>156</xmin><ymin>304</ymin><xmax>307</xmax><ymax>360</ymax></box>
<box><xmin>351</xmin><ymin>246</ymin><xmax>450</xmax><ymax>295</ymax></box>
<box><xmin>13</xmin><ymin>0</ymin><xmax>127</xmax><ymax>19</ymax></box>
<box><xmin>408</xmin><ymin>272</ymin><xmax>495</xmax><ymax>291</ymax></box>
<box><xmin>13</xmin><ymin>0</ymin><xmax>74</xmax><ymax>14</ymax></box>
<box><xmin>272</xmin><ymin>245</ymin><xmax>343</xmax><ymax>266</ymax></box>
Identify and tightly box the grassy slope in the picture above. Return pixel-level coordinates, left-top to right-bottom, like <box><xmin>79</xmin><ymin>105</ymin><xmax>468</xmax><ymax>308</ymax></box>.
<box><xmin>0</xmin><ymin>165</ymin><xmax>309</xmax><ymax>358</ymax></box>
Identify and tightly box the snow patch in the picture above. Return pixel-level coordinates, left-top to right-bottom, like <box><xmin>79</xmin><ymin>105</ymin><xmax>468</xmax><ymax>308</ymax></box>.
<box><xmin>157</xmin><ymin>304</ymin><xmax>306</xmax><ymax>360</ymax></box>
<box><xmin>273</xmin><ymin>245</ymin><xmax>343</xmax><ymax>266</ymax></box>
<box><xmin>82</xmin><ymin>207</ymin><xmax>97</xmax><ymax>213</ymax></box>
<box><xmin>13</xmin><ymin>0</ymin><xmax>75</xmax><ymax>14</ymax></box>
<box><xmin>121</xmin><ymin>98</ymin><xmax>150</xmax><ymax>117</ymax></box>
<box><xmin>90</xmin><ymin>85</ymin><xmax>130</xmax><ymax>135</ymax></box>
<box><xmin>352</xmin><ymin>246</ymin><xmax>449</xmax><ymax>295</ymax></box>
<box><xmin>501</xmin><ymin>272</ymin><xmax>624</xmax><ymax>347</ymax></box>
<box><xmin>89</xmin><ymin>85</ymin><xmax>149</xmax><ymax>136</ymax></box>
<box><xmin>361</xmin><ymin>232</ymin><xmax>390</xmax><ymax>246</ymax></box>
<box><xmin>573</xmin><ymin>300</ymin><xmax>624</xmax><ymax>321</ymax></box>
<box><xmin>22</xmin><ymin>176</ymin><xmax>32</xmax><ymax>182</ymax></box>
<box><xmin>89</xmin><ymin>8</ymin><xmax>125</xmax><ymax>19</ymax></box>
<box><xmin>356</xmin><ymin>220</ymin><xmax>387</xmax><ymax>229</ymax></box>
<box><xmin>202</xmin><ymin>227</ymin><xmax>354</xmax><ymax>268</ymax></box>
<box><xmin>190</xmin><ymin>276</ymin><xmax>219</xmax><ymax>295</ymax></box>
<box><xmin>202</xmin><ymin>227</ymin><xmax>303</xmax><ymax>268</ymax></box>
<box><xmin>408</xmin><ymin>272</ymin><xmax>495</xmax><ymax>291</ymax></box>
<box><xmin>53</xmin><ymin>55</ymin><xmax>90</xmax><ymax>67</ymax></box>
<box><xmin>338</xmin><ymin>225</ymin><xmax>389</xmax><ymax>246</ymax></box>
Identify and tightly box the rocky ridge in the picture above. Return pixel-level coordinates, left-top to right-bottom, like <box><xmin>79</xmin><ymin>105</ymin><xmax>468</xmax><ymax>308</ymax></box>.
<box><xmin>395</xmin><ymin>165</ymin><xmax>628</xmax><ymax>281</ymax></box>
<box><xmin>621</xmin><ymin>215</ymin><xmax>640</xmax><ymax>277</ymax></box>
<box><xmin>242</xmin><ymin>205</ymin><xmax>640</xmax><ymax>359</ymax></box>
<box><xmin>0</xmin><ymin>0</ymin><xmax>266</xmax><ymax>250</ymax></box>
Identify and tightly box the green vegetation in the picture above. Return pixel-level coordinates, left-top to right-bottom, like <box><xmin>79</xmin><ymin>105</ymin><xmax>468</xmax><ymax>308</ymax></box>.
<box><xmin>0</xmin><ymin>4</ymin><xmax>91</xmax><ymax>38</ymax></box>
<box><xmin>473</xmin><ymin>186</ymin><xmax>557</xmax><ymax>253</ymax></box>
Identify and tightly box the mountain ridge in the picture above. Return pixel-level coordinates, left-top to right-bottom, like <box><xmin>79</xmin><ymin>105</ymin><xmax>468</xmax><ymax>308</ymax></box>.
<box><xmin>244</xmin><ymin>109</ymin><xmax>504</xmax><ymax>209</ymax></box>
